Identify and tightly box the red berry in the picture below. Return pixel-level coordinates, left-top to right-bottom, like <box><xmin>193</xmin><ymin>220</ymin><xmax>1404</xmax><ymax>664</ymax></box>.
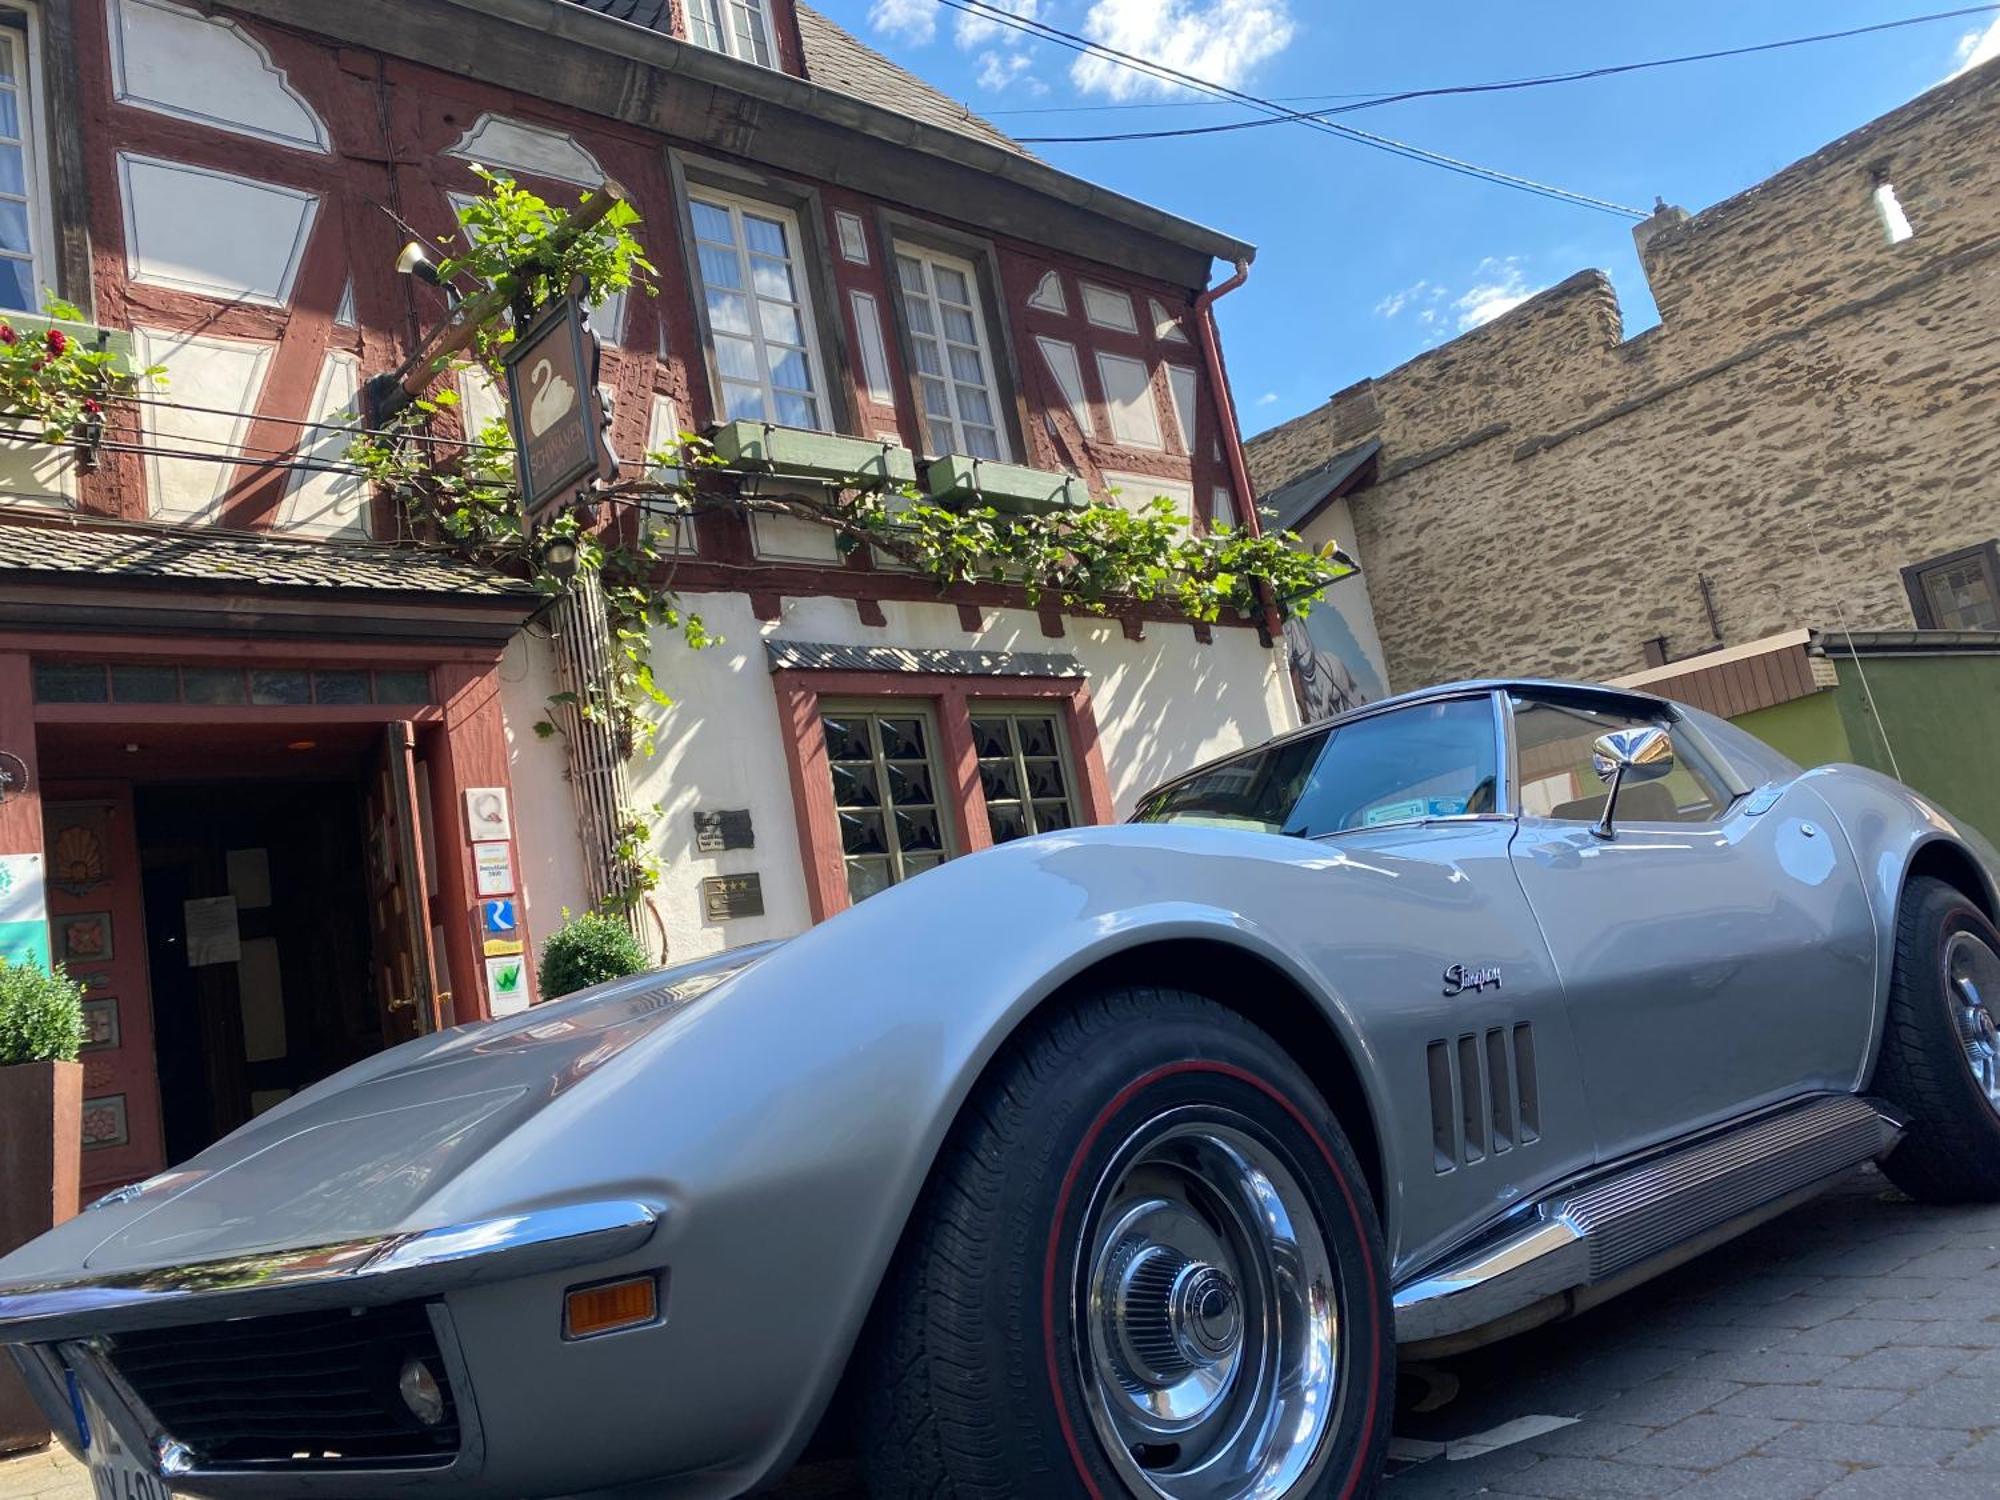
<box><xmin>0</xmin><ymin>325</ymin><xmax>13</xmax><ymax>344</ymax></box>
<box><xmin>45</xmin><ymin>329</ymin><xmax>65</xmax><ymax>354</ymax></box>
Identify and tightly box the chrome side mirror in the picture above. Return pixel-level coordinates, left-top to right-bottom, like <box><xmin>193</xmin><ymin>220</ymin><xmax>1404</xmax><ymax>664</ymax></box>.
<box><xmin>1589</xmin><ymin>726</ymin><xmax>1674</xmax><ymax>841</ymax></box>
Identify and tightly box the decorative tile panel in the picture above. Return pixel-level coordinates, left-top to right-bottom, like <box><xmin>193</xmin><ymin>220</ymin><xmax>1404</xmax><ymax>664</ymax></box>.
<box><xmin>445</xmin><ymin>113</ymin><xmax>606</xmax><ymax>187</ymax></box>
<box><xmin>134</xmin><ymin>327</ymin><xmax>275</xmax><ymax>524</ymax></box>
<box><xmin>120</xmin><ymin>154</ymin><xmax>319</xmax><ymax>307</ymax></box>
<box><xmin>278</xmin><ymin>351</ymin><xmax>369</xmax><ymax>538</ymax></box>
<box><xmin>109</xmin><ymin>0</ymin><xmax>329</xmax><ymax>153</ymax></box>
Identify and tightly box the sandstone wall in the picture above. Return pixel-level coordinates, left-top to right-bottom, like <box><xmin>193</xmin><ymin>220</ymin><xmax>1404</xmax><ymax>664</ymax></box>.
<box><xmin>1248</xmin><ymin>62</ymin><xmax>2000</xmax><ymax>690</ymax></box>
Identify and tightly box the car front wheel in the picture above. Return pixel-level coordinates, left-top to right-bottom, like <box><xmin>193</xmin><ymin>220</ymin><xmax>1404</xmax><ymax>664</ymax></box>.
<box><xmin>1873</xmin><ymin>875</ymin><xmax>2000</xmax><ymax>1202</ymax></box>
<box><xmin>858</xmin><ymin>986</ymin><xmax>1393</xmax><ymax>1500</ymax></box>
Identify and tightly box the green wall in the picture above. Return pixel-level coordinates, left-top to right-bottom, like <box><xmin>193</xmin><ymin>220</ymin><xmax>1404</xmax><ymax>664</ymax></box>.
<box><xmin>1732</xmin><ymin>655</ymin><xmax>2000</xmax><ymax>846</ymax></box>
<box><xmin>1735</xmin><ymin>690</ymin><xmax>1853</xmax><ymax>771</ymax></box>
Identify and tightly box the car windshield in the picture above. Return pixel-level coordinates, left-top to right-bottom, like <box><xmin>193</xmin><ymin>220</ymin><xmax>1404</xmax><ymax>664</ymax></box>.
<box><xmin>1134</xmin><ymin>697</ymin><xmax>1500</xmax><ymax>836</ymax></box>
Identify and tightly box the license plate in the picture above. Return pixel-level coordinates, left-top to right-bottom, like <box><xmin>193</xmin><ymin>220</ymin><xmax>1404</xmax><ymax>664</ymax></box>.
<box><xmin>80</xmin><ymin>1392</ymin><xmax>173</xmax><ymax>1500</ymax></box>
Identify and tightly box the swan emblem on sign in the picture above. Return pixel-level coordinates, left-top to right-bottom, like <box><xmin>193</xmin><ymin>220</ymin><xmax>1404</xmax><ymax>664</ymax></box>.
<box><xmin>526</xmin><ymin>357</ymin><xmax>576</xmax><ymax>438</ymax></box>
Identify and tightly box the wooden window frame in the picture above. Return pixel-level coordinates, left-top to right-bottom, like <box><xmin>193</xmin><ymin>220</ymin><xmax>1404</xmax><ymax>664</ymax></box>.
<box><xmin>684</xmin><ymin>0</ymin><xmax>779</xmax><ymax>68</ymax></box>
<box><xmin>818</xmin><ymin>696</ymin><xmax>958</xmax><ymax>902</ymax></box>
<box><xmin>774</xmin><ymin>669</ymin><xmax>1115</xmax><ymax>922</ymax></box>
<box><xmin>871</xmin><ymin>209</ymin><xmax>1030</xmax><ymax>462</ymax></box>
<box><xmin>892</xmin><ymin>242</ymin><xmax>1013</xmax><ymax>462</ymax></box>
<box><xmin>968</xmin><ymin>699</ymin><xmax>1085</xmax><ymax>842</ymax></box>
<box><xmin>1902</xmin><ymin>540</ymin><xmax>2000</xmax><ymax>631</ymax></box>
<box><xmin>0</xmin><ymin>1</ymin><xmax>58</xmax><ymax>315</ymax></box>
<box><xmin>667</xmin><ymin>151</ymin><xmax>856</xmax><ymax>436</ymax></box>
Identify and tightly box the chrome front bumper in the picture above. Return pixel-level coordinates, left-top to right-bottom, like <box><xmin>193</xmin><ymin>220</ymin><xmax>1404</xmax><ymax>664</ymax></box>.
<box><xmin>0</xmin><ymin>1201</ymin><xmax>660</xmax><ymax>1497</ymax></box>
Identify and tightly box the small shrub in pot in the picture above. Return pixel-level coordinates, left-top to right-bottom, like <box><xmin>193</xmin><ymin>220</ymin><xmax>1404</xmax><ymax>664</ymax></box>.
<box><xmin>538</xmin><ymin>910</ymin><xmax>649</xmax><ymax>1001</ymax></box>
<box><xmin>0</xmin><ymin>958</ymin><xmax>85</xmax><ymax>1067</ymax></box>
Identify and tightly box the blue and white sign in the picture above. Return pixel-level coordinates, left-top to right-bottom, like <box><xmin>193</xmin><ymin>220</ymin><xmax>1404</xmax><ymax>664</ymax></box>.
<box><xmin>482</xmin><ymin>898</ymin><xmax>517</xmax><ymax>936</ymax></box>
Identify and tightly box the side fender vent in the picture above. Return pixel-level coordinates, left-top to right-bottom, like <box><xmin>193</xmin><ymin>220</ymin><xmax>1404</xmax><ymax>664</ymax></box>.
<box><xmin>1428</xmin><ymin>1023</ymin><xmax>1538</xmax><ymax>1173</ymax></box>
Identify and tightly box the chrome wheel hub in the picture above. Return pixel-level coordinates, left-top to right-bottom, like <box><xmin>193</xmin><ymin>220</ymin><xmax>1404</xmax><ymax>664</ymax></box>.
<box><xmin>1949</xmin><ymin>930</ymin><xmax>2000</xmax><ymax>1114</ymax></box>
<box><xmin>1076</xmin><ymin>1110</ymin><xmax>1339</xmax><ymax>1499</ymax></box>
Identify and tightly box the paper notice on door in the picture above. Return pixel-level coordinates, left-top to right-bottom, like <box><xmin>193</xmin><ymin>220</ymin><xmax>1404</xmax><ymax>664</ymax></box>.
<box><xmin>184</xmin><ymin>895</ymin><xmax>242</xmax><ymax>967</ymax></box>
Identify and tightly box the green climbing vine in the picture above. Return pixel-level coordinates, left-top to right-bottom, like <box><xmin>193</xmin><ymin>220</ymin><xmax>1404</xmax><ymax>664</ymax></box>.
<box><xmin>350</xmin><ymin>172</ymin><xmax>1354</xmax><ymax>908</ymax></box>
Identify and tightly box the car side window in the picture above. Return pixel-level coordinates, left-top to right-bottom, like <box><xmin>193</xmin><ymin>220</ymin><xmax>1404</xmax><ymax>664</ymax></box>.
<box><xmin>1510</xmin><ymin>694</ymin><xmax>1733</xmax><ymax>824</ymax></box>
<box><xmin>1133</xmin><ymin>730</ymin><xmax>1333</xmax><ymax>834</ymax></box>
<box><xmin>1287</xmin><ymin>697</ymin><xmax>1500</xmax><ymax>837</ymax></box>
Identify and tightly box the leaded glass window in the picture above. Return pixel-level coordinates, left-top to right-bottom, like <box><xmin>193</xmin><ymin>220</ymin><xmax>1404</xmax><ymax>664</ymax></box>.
<box><xmin>821</xmin><ymin>706</ymin><xmax>952</xmax><ymax>902</ymax></box>
<box><xmin>971</xmin><ymin>707</ymin><xmax>1078</xmax><ymax>844</ymax></box>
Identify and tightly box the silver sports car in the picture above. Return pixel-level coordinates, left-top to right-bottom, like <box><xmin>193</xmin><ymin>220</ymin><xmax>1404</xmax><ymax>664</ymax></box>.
<box><xmin>6</xmin><ymin>678</ymin><xmax>2000</xmax><ymax>1500</ymax></box>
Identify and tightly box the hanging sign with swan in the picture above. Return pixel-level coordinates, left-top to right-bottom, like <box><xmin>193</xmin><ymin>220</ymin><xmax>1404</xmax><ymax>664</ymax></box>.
<box><xmin>501</xmin><ymin>287</ymin><xmax>618</xmax><ymax>522</ymax></box>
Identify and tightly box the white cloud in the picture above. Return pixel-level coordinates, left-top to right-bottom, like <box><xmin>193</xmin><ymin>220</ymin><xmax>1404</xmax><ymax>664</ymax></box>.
<box><xmin>1375</xmin><ymin>260</ymin><xmax>1545</xmax><ymax>341</ymax></box>
<box><xmin>1954</xmin><ymin>18</ymin><xmax>2000</xmax><ymax>75</ymax></box>
<box><xmin>957</xmin><ymin>0</ymin><xmax>1038</xmax><ymax>48</ymax></box>
<box><xmin>976</xmin><ymin>49</ymin><xmax>1047</xmax><ymax>93</ymax></box>
<box><xmin>1256</xmin><ymin>391</ymin><xmax>1279</xmax><ymax>406</ymax></box>
<box><xmin>1071</xmin><ymin>0</ymin><xmax>1296</xmax><ymax>102</ymax></box>
<box><xmin>869</xmin><ymin>0</ymin><xmax>935</xmax><ymax>46</ymax></box>
<box><xmin>1453</xmin><ymin>257</ymin><xmax>1544</xmax><ymax>331</ymax></box>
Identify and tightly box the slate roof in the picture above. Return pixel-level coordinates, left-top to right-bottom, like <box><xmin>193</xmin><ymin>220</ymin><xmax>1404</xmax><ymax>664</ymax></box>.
<box><xmin>1262</xmin><ymin>438</ymin><xmax>1383</xmax><ymax>533</ymax></box>
<box><xmin>0</xmin><ymin>520</ymin><xmax>540</xmax><ymax>601</ymax></box>
<box><xmin>767</xmin><ymin>640</ymin><xmax>1083</xmax><ymax>677</ymax></box>
<box><xmin>563</xmin><ymin>0</ymin><xmax>1026</xmax><ymax>157</ymax></box>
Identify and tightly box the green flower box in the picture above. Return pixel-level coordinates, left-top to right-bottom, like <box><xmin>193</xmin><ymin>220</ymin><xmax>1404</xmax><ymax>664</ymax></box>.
<box><xmin>7</xmin><ymin>310</ymin><xmax>136</xmax><ymax>366</ymax></box>
<box><xmin>923</xmin><ymin>454</ymin><xmax>1088</xmax><ymax>515</ymax></box>
<box><xmin>709</xmin><ymin>419</ymin><xmax>916</xmax><ymax>488</ymax></box>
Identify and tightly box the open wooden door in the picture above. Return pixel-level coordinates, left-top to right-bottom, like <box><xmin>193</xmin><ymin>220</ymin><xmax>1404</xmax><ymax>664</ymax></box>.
<box><xmin>364</xmin><ymin>722</ymin><xmax>442</xmax><ymax>1045</ymax></box>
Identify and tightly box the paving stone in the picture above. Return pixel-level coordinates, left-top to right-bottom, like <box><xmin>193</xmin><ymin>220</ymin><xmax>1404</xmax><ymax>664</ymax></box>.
<box><xmin>1772</xmin><ymin>1317</ymin><xmax>1920</xmax><ymax>1356</ymax></box>
<box><xmin>1724</xmin><ymin>1293</ymin><xmax>1868</xmax><ymax>1330</ymax></box>
<box><xmin>1883</xmin><ymin>1318</ymin><xmax>2000</xmax><ymax>1348</ymax></box>
<box><xmin>1944</xmin><ymin>1433</ymin><xmax>2000</xmax><ymax>1469</ymax></box>
<box><xmin>1820</xmin><ymin>1344</ymin><xmax>1977</xmax><ymax>1388</ymax></box>
<box><xmin>1487</xmin><ymin>1455</ymin><xmax>1696</xmax><ymax>1498</ymax></box>
<box><xmin>1639</xmin><ymin>1320</ymin><xmax>1791</xmax><ymax>1355</ymax></box>
<box><xmin>1873</xmin><ymin>1377</ymin><xmax>2000</xmax><ymax>1430</ymax></box>
<box><xmin>1710</xmin><ymin>1381</ymin><xmax>1907</xmax><ymax>1423</ymax></box>
<box><xmin>1945</xmin><ymin>1344</ymin><xmax>2000</xmax><ymax>1378</ymax></box>
<box><xmin>1677</xmin><ymin>1348</ymin><xmax>1856</xmax><ymax>1384</ymax></box>
<box><xmin>1613</xmin><ymin>1413</ymin><xmax>1791</xmax><ymax>1470</ymax></box>
<box><xmin>1856</xmin><ymin>1296</ymin><xmax>1963</xmax><ymax>1321</ymax></box>
<box><xmin>1759</xmin><ymin>1421</ymin><xmax>1975</xmax><ymax>1466</ymax></box>
<box><xmin>1896</xmin><ymin>1246</ymin><xmax>2000</xmax><ymax>1278</ymax></box>
<box><xmin>1516</xmin><ymin>1420</ymin><xmax>1656</xmax><ymax>1459</ymax></box>
<box><xmin>1818</xmin><ymin>1468</ymin><xmax>2000</xmax><ymax>1500</ymax></box>
<box><xmin>1667</xmin><ymin>1456</ymin><xmax>1851</xmax><ymax>1500</ymax></box>
<box><xmin>1381</xmin><ymin>1444</ymin><xmax>1544</xmax><ymax>1497</ymax></box>
<box><xmin>1588</xmin><ymin>1377</ymin><xmax>1750</xmax><ymax>1427</ymax></box>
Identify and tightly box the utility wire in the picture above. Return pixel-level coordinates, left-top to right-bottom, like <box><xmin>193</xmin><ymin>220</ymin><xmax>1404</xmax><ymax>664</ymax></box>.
<box><xmin>937</xmin><ymin>0</ymin><xmax>1647</xmax><ymax>217</ymax></box>
<box><xmin>987</xmin><ymin>5</ymin><xmax>2000</xmax><ymax>127</ymax></box>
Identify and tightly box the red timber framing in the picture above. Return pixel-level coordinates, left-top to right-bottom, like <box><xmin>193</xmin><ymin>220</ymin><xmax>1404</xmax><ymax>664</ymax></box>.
<box><xmin>772</xmin><ymin>667</ymin><xmax>1115</xmax><ymax>923</ymax></box>
<box><xmin>54</xmin><ymin>0</ymin><xmax>1264</xmax><ymax>642</ymax></box>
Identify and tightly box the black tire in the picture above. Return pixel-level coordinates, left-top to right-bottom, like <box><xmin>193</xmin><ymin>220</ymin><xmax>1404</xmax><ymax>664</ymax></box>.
<box><xmin>856</xmin><ymin>986</ymin><xmax>1394</xmax><ymax>1500</ymax></box>
<box><xmin>1871</xmin><ymin>876</ymin><xmax>2000</xmax><ymax>1202</ymax></box>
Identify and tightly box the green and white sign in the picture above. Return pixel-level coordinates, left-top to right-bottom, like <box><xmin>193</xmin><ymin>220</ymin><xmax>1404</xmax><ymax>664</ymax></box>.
<box><xmin>0</xmin><ymin>851</ymin><xmax>51</xmax><ymax>970</ymax></box>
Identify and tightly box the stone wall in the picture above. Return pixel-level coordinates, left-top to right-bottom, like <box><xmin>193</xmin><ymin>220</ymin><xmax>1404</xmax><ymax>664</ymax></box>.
<box><xmin>1247</xmin><ymin>61</ymin><xmax>2000</xmax><ymax>691</ymax></box>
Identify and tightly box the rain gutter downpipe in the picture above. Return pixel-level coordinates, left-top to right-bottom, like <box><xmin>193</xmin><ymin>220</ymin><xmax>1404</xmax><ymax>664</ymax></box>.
<box><xmin>1193</xmin><ymin>258</ymin><xmax>1292</xmax><ymax>652</ymax></box>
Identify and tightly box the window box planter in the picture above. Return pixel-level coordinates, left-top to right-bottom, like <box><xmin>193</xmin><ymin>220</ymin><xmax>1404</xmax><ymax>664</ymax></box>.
<box><xmin>8</xmin><ymin>310</ymin><xmax>137</xmax><ymax>366</ymax></box>
<box><xmin>0</xmin><ymin>1058</ymin><xmax>80</xmax><ymax>1453</ymax></box>
<box><xmin>708</xmin><ymin>420</ymin><xmax>917</xmax><ymax>489</ymax></box>
<box><xmin>923</xmin><ymin>454</ymin><xmax>1087</xmax><ymax>515</ymax></box>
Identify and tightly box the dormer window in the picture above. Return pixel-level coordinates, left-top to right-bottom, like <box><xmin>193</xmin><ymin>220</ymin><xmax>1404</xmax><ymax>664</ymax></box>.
<box><xmin>688</xmin><ymin>0</ymin><xmax>776</xmax><ymax>67</ymax></box>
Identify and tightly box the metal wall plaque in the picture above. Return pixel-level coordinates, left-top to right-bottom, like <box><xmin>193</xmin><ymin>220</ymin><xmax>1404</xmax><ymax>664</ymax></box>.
<box><xmin>701</xmin><ymin>873</ymin><xmax>765</xmax><ymax>922</ymax></box>
<box><xmin>693</xmin><ymin>809</ymin><xmax>755</xmax><ymax>853</ymax></box>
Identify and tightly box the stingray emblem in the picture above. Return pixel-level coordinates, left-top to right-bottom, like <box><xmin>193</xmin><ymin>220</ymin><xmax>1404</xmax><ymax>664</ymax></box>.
<box><xmin>1442</xmin><ymin>963</ymin><xmax>1502</xmax><ymax>997</ymax></box>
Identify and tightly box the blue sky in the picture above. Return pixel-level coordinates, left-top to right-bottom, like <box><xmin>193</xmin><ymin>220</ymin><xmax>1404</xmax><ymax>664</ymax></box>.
<box><xmin>815</xmin><ymin>0</ymin><xmax>2000</xmax><ymax>432</ymax></box>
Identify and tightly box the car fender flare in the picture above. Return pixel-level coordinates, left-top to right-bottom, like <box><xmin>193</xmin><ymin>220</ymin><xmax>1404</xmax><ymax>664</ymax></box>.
<box><xmin>1801</xmin><ymin>766</ymin><xmax>2000</xmax><ymax>1080</ymax></box>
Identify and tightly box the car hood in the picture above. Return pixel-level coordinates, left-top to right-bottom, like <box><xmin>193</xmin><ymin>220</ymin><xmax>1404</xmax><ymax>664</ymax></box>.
<box><xmin>0</xmin><ymin>944</ymin><xmax>777</xmax><ymax>1284</ymax></box>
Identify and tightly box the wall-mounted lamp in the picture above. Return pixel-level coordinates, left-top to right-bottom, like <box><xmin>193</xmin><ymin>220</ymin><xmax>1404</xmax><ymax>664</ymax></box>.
<box><xmin>538</xmin><ymin>532</ymin><xmax>581</xmax><ymax>580</ymax></box>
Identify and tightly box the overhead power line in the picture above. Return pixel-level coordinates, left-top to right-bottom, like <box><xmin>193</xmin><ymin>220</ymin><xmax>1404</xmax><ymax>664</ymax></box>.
<box><xmin>936</xmin><ymin>0</ymin><xmax>1648</xmax><ymax>217</ymax></box>
<box><xmin>988</xmin><ymin>5</ymin><xmax>2000</xmax><ymax>125</ymax></box>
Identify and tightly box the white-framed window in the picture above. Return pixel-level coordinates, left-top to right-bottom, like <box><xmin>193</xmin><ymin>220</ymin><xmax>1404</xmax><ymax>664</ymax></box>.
<box><xmin>895</xmin><ymin>246</ymin><xmax>1009</xmax><ymax>460</ymax></box>
<box><xmin>0</xmin><ymin>4</ymin><xmax>54</xmax><ymax>313</ymax></box>
<box><xmin>686</xmin><ymin>0</ymin><xmax>777</xmax><ymax>67</ymax></box>
<box><xmin>688</xmin><ymin>190</ymin><xmax>827</xmax><ymax>430</ymax></box>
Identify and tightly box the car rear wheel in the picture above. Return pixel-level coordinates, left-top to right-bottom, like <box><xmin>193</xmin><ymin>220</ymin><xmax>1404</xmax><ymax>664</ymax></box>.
<box><xmin>1872</xmin><ymin>876</ymin><xmax>2000</xmax><ymax>1202</ymax></box>
<box><xmin>856</xmin><ymin>986</ymin><xmax>1393</xmax><ymax>1500</ymax></box>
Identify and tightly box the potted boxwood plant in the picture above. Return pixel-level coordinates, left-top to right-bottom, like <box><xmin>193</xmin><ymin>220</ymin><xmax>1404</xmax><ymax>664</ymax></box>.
<box><xmin>0</xmin><ymin>955</ymin><xmax>85</xmax><ymax>1454</ymax></box>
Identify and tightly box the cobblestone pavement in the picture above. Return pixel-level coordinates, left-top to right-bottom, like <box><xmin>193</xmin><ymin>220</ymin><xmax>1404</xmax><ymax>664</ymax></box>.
<box><xmin>6</xmin><ymin>1167</ymin><xmax>1999</xmax><ymax>1499</ymax></box>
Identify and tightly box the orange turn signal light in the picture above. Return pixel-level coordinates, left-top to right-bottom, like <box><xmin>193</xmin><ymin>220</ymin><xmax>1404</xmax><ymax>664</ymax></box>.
<box><xmin>563</xmin><ymin>1275</ymin><xmax>659</xmax><ymax>1340</ymax></box>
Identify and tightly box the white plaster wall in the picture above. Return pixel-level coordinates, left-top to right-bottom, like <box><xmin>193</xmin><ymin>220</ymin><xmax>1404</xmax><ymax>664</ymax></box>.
<box><xmin>109</xmin><ymin>0</ymin><xmax>329</xmax><ymax>152</ymax></box>
<box><xmin>595</xmin><ymin>593</ymin><xmax>1299</xmax><ymax>962</ymax></box>
<box><xmin>1299</xmin><ymin>496</ymin><xmax>1391</xmax><ymax>702</ymax></box>
<box><xmin>498</xmin><ymin>632</ymin><xmax>595</xmax><ymax>953</ymax></box>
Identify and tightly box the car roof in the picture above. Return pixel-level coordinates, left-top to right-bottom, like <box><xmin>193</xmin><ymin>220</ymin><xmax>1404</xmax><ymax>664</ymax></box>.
<box><xmin>1142</xmin><ymin>677</ymin><xmax>1677</xmax><ymax>802</ymax></box>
